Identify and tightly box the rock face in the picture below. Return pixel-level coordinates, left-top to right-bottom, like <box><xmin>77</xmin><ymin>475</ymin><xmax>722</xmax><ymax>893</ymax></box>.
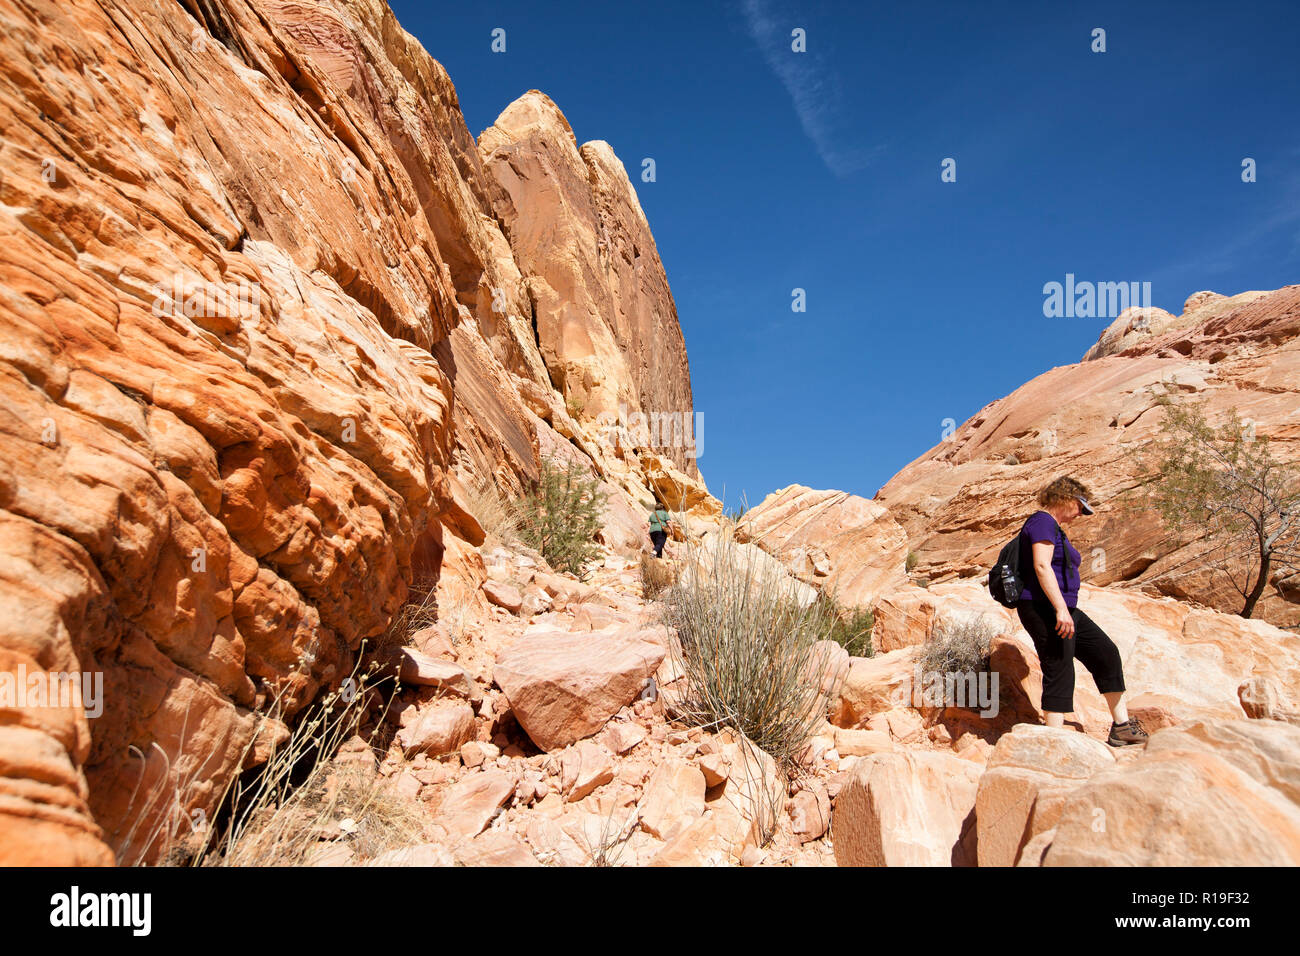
<box><xmin>832</xmin><ymin>750</ymin><xmax>981</xmax><ymax>866</ymax></box>
<box><xmin>0</xmin><ymin>0</ymin><xmax>704</xmax><ymax>863</ymax></box>
<box><xmin>876</xmin><ymin>286</ymin><xmax>1300</xmax><ymax>628</ymax></box>
<box><xmin>1042</xmin><ymin>720</ymin><xmax>1300</xmax><ymax>865</ymax></box>
<box><xmin>477</xmin><ymin>93</ymin><xmax>697</xmax><ymax>479</ymax></box>
<box><xmin>735</xmin><ymin>486</ymin><xmax>910</xmax><ymax>609</ymax></box>
<box><xmin>975</xmin><ymin>725</ymin><xmax>1115</xmax><ymax>866</ymax></box>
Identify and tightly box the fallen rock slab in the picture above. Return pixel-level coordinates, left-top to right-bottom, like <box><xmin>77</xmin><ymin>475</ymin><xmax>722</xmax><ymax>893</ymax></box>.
<box><xmin>832</xmin><ymin>750</ymin><xmax>981</xmax><ymax>866</ymax></box>
<box><xmin>396</xmin><ymin>699</ymin><xmax>477</xmax><ymax>758</ymax></box>
<box><xmin>975</xmin><ymin>724</ymin><xmax>1115</xmax><ymax>866</ymax></box>
<box><xmin>493</xmin><ymin>630</ymin><xmax>664</xmax><ymax>751</ymax></box>
<box><xmin>432</xmin><ymin>770</ymin><xmax>518</xmax><ymax>842</ymax></box>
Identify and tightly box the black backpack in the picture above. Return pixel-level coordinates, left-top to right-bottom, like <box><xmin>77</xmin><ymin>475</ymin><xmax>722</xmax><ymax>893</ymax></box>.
<box><xmin>988</xmin><ymin>517</ymin><xmax>1072</xmax><ymax>608</ymax></box>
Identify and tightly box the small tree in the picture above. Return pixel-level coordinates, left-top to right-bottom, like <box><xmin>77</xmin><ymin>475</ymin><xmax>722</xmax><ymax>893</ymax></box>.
<box><xmin>1138</xmin><ymin>396</ymin><xmax>1299</xmax><ymax>618</ymax></box>
<box><xmin>518</xmin><ymin>458</ymin><xmax>605</xmax><ymax>576</ymax></box>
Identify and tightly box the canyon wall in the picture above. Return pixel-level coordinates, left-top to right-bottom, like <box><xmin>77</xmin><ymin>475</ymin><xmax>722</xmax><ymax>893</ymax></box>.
<box><xmin>0</xmin><ymin>0</ymin><xmax>709</xmax><ymax>864</ymax></box>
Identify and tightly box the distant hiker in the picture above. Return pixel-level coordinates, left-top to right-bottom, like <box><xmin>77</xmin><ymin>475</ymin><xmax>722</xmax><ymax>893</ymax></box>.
<box><xmin>1015</xmin><ymin>476</ymin><xmax>1148</xmax><ymax>747</ymax></box>
<box><xmin>648</xmin><ymin>500</ymin><xmax>671</xmax><ymax>558</ymax></box>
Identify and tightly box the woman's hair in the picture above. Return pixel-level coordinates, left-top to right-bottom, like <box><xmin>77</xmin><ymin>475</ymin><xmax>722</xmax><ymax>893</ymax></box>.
<box><xmin>1038</xmin><ymin>475</ymin><xmax>1093</xmax><ymax>509</ymax></box>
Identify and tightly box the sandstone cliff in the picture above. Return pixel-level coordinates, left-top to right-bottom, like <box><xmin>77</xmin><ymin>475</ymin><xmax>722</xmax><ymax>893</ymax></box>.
<box><xmin>0</xmin><ymin>0</ymin><xmax>710</xmax><ymax>864</ymax></box>
<box><xmin>876</xmin><ymin>286</ymin><xmax>1300</xmax><ymax>629</ymax></box>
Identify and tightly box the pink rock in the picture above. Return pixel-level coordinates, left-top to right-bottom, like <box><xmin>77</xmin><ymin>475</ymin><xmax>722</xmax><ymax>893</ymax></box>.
<box><xmin>493</xmin><ymin>630</ymin><xmax>665</xmax><ymax>751</ymax></box>
<box><xmin>561</xmin><ymin>740</ymin><xmax>615</xmax><ymax>802</ymax></box>
<box><xmin>790</xmin><ymin>783</ymin><xmax>832</xmax><ymax>844</ymax></box>
<box><xmin>452</xmin><ymin>829</ymin><xmax>540</xmax><ymax>866</ymax></box>
<box><xmin>638</xmin><ymin>759</ymin><xmax>706</xmax><ymax>841</ymax></box>
<box><xmin>433</xmin><ymin>770</ymin><xmax>518</xmax><ymax>842</ymax></box>
<box><xmin>399</xmin><ymin>648</ymin><xmax>479</xmax><ymax>701</ymax></box>
<box><xmin>483</xmin><ymin>580</ymin><xmax>524</xmax><ymax>614</ymax></box>
<box><xmin>396</xmin><ymin>698</ymin><xmax>477</xmax><ymax>758</ymax></box>
<box><xmin>832</xmin><ymin>750</ymin><xmax>981</xmax><ymax>867</ymax></box>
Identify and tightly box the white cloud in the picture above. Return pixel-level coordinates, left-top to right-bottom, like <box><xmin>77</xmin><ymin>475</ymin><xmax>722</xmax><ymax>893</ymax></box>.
<box><xmin>741</xmin><ymin>0</ymin><xmax>880</xmax><ymax>177</ymax></box>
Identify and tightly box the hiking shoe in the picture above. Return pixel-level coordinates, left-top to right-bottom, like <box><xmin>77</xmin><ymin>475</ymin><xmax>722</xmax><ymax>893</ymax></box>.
<box><xmin>1107</xmin><ymin>717</ymin><xmax>1149</xmax><ymax>747</ymax></box>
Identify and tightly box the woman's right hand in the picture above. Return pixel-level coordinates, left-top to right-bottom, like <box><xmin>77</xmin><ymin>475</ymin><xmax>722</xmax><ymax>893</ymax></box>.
<box><xmin>1055</xmin><ymin>607</ymin><xmax>1075</xmax><ymax>639</ymax></box>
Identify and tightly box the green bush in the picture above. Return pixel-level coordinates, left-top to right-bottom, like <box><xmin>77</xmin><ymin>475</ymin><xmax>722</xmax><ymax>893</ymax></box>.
<box><xmin>518</xmin><ymin>458</ymin><xmax>605</xmax><ymax>575</ymax></box>
<box><xmin>817</xmin><ymin>592</ymin><xmax>874</xmax><ymax>657</ymax></box>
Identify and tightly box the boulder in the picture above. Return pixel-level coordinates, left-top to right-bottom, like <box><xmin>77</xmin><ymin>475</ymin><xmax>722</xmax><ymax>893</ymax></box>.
<box><xmin>1042</xmin><ymin>719</ymin><xmax>1300</xmax><ymax>865</ymax></box>
<box><xmin>483</xmin><ymin>580</ymin><xmax>524</xmax><ymax>614</ymax></box>
<box><xmin>975</xmin><ymin>724</ymin><xmax>1115</xmax><ymax>866</ymax></box>
<box><xmin>829</xmin><ymin>648</ymin><xmax>919</xmax><ymax>729</ymax></box>
<box><xmin>733</xmin><ymin>485</ymin><xmax>910</xmax><ymax>608</ymax></box>
<box><xmin>637</xmin><ymin>759</ymin><xmax>706</xmax><ymax>841</ymax></box>
<box><xmin>790</xmin><ymin>782</ymin><xmax>832</xmax><ymax>844</ymax></box>
<box><xmin>398</xmin><ymin>649</ymin><xmax>479</xmax><ymax>702</ymax></box>
<box><xmin>561</xmin><ymin>740</ymin><xmax>615</xmax><ymax>802</ymax></box>
<box><xmin>368</xmin><ymin>843</ymin><xmax>456</xmax><ymax>867</ymax></box>
<box><xmin>431</xmin><ymin>770</ymin><xmax>518</xmax><ymax>842</ymax></box>
<box><xmin>493</xmin><ymin>630</ymin><xmax>664</xmax><ymax>751</ymax></box>
<box><xmin>452</xmin><ymin>830</ymin><xmax>540</xmax><ymax>866</ymax></box>
<box><xmin>832</xmin><ymin>750</ymin><xmax>981</xmax><ymax>866</ymax></box>
<box><xmin>396</xmin><ymin>699</ymin><xmax>477</xmax><ymax>758</ymax></box>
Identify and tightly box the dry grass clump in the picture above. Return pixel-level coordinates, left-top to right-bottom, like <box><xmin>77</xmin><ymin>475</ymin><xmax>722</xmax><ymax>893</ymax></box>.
<box><xmin>123</xmin><ymin>654</ymin><xmax>424</xmax><ymax>867</ymax></box>
<box><xmin>661</xmin><ymin>532</ymin><xmax>844</xmax><ymax>768</ymax></box>
<box><xmin>637</xmin><ymin>551</ymin><xmax>677</xmax><ymax>601</ymax></box>
<box><xmin>464</xmin><ymin>479</ymin><xmax>527</xmax><ymax>551</ymax></box>
<box><xmin>375</xmin><ymin>575</ymin><xmax>438</xmax><ymax>654</ymax></box>
<box><xmin>919</xmin><ymin>615</ymin><xmax>998</xmax><ymax>676</ymax></box>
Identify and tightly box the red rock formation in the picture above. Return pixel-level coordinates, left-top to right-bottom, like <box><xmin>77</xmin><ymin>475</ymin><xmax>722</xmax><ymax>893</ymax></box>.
<box><xmin>876</xmin><ymin>286</ymin><xmax>1300</xmax><ymax>628</ymax></box>
<box><xmin>0</xmin><ymin>0</ymin><xmax>705</xmax><ymax>864</ymax></box>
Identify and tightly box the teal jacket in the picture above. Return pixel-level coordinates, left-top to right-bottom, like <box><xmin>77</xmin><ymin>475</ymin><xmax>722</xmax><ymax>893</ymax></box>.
<box><xmin>648</xmin><ymin>508</ymin><xmax>671</xmax><ymax>533</ymax></box>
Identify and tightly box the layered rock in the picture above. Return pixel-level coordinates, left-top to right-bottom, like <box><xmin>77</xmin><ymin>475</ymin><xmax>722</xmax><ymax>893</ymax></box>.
<box><xmin>1041</xmin><ymin>719</ymin><xmax>1300</xmax><ymax>865</ymax></box>
<box><xmin>876</xmin><ymin>285</ymin><xmax>1300</xmax><ymax>628</ymax></box>
<box><xmin>0</xmin><ymin>0</ymin><xmax>706</xmax><ymax>864</ymax></box>
<box><xmin>735</xmin><ymin>486</ymin><xmax>910</xmax><ymax>609</ymax></box>
<box><xmin>477</xmin><ymin>92</ymin><xmax>698</xmax><ymax>479</ymax></box>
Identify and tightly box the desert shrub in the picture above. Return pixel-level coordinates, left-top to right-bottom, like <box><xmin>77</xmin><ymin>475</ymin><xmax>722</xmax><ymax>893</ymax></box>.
<box><xmin>1004</xmin><ymin>453</ymin><xmax>1020</xmax><ymax>465</ymax></box>
<box><xmin>905</xmin><ymin>550</ymin><xmax>920</xmax><ymax>572</ymax></box>
<box><xmin>638</xmin><ymin>551</ymin><xmax>677</xmax><ymax>601</ymax></box>
<box><xmin>661</xmin><ymin>533</ymin><xmax>844</xmax><ymax>767</ymax></box>
<box><xmin>1132</xmin><ymin>394</ymin><xmax>1300</xmax><ymax>618</ymax></box>
<box><xmin>518</xmin><ymin>458</ymin><xmax>605</xmax><ymax>575</ymax></box>
<box><xmin>919</xmin><ymin>615</ymin><xmax>998</xmax><ymax>676</ymax></box>
<box><xmin>817</xmin><ymin>592</ymin><xmax>874</xmax><ymax>657</ymax></box>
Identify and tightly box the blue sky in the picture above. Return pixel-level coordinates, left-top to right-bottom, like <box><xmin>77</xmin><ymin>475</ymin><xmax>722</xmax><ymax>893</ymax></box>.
<box><xmin>390</xmin><ymin>0</ymin><xmax>1300</xmax><ymax>510</ymax></box>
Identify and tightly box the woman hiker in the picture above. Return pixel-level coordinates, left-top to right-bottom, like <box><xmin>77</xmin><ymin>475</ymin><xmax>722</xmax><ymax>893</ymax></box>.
<box><xmin>1016</xmin><ymin>476</ymin><xmax>1148</xmax><ymax>747</ymax></box>
<box><xmin>647</xmin><ymin>499</ymin><xmax>671</xmax><ymax>558</ymax></box>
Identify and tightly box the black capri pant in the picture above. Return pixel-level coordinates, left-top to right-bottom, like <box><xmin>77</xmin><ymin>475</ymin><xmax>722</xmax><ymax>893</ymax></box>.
<box><xmin>1015</xmin><ymin>600</ymin><xmax>1126</xmax><ymax>713</ymax></box>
